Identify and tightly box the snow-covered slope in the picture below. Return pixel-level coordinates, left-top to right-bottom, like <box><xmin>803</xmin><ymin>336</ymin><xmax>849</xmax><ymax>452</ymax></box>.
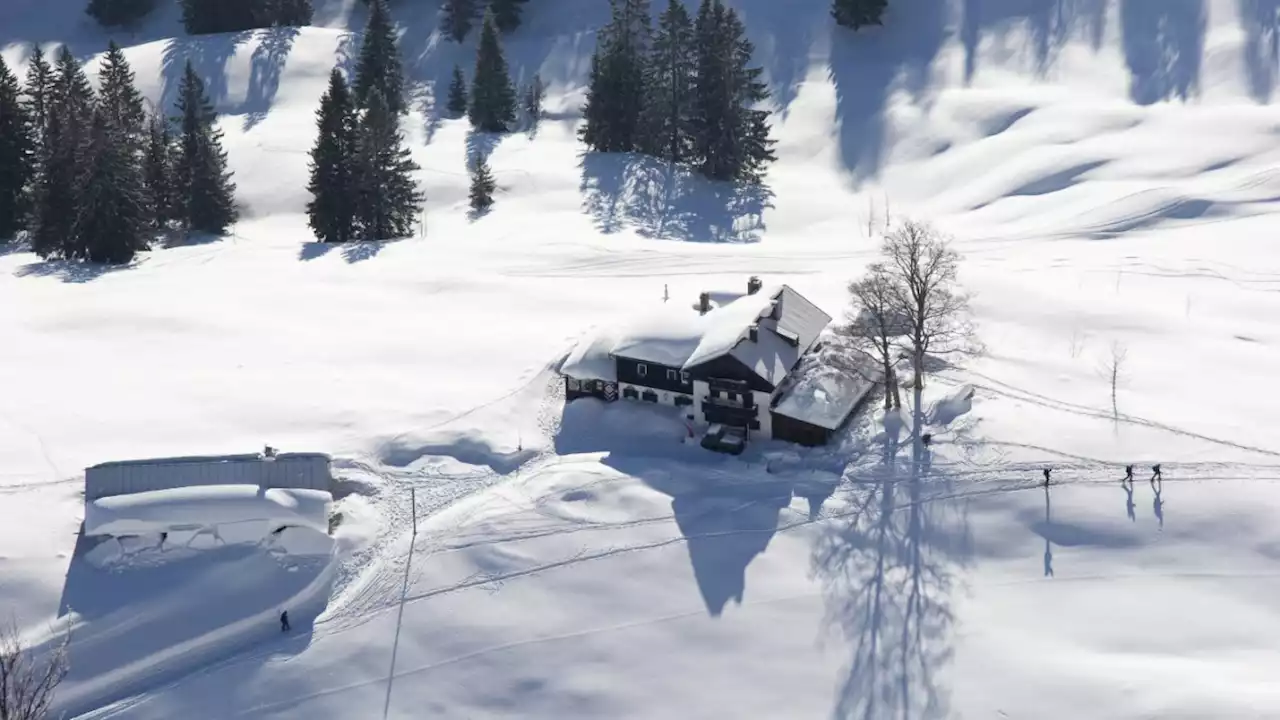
<box><xmin>4</xmin><ymin>0</ymin><xmax>1280</xmax><ymax>718</ymax></box>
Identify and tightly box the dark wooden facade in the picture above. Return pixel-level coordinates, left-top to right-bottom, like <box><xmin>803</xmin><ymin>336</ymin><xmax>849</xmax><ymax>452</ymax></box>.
<box><xmin>565</xmin><ymin>377</ymin><xmax>618</xmax><ymax>403</ymax></box>
<box><xmin>770</xmin><ymin>411</ymin><xmax>830</xmax><ymax>447</ymax></box>
<box><xmin>614</xmin><ymin>356</ymin><xmax>694</xmax><ymax>394</ymax></box>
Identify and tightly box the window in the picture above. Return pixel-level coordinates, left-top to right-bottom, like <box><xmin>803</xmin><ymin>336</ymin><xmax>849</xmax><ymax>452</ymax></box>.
<box><xmin>567</xmin><ymin>378</ymin><xmax>580</xmax><ymax>391</ymax></box>
<box><xmin>623</xmin><ymin>387</ymin><xmax>639</xmax><ymax>400</ymax></box>
<box><xmin>749</xmin><ymin>420</ymin><xmax>760</xmax><ymax>430</ymax></box>
<box><xmin>674</xmin><ymin>395</ymin><xmax>693</xmax><ymax>408</ymax></box>
<box><xmin>641</xmin><ymin>389</ymin><xmax>659</xmax><ymax>403</ymax></box>
<box><xmin>637</xmin><ymin>363</ymin><xmax>648</xmax><ymax>378</ymax></box>
<box><xmin>710</xmin><ymin>388</ymin><xmax>721</xmax><ymax>399</ymax></box>
<box><xmin>680</xmin><ymin>371</ymin><xmax>690</xmax><ymax>384</ymax></box>
<box><xmin>667</xmin><ymin>369</ymin><xmax>678</xmax><ymax>382</ymax></box>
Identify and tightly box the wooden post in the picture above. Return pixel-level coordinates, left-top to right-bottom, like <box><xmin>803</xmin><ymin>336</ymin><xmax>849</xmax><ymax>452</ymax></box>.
<box><xmin>411</xmin><ymin>486</ymin><xmax>417</xmax><ymax>535</ymax></box>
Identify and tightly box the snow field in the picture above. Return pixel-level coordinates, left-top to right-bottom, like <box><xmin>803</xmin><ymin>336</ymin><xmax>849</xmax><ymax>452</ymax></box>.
<box><xmin>3</xmin><ymin>0</ymin><xmax>1280</xmax><ymax>717</ymax></box>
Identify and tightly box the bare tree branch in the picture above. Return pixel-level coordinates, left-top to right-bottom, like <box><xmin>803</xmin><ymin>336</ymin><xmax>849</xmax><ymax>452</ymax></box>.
<box><xmin>838</xmin><ymin>263</ymin><xmax>908</xmax><ymax>410</ymax></box>
<box><xmin>1</xmin><ymin>620</ymin><xmax>69</xmax><ymax>720</ymax></box>
<box><xmin>880</xmin><ymin>220</ymin><xmax>980</xmax><ymax>392</ymax></box>
<box><xmin>1100</xmin><ymin>340</ymin><xmax>1128</xmax><ymax>420</ymax></box>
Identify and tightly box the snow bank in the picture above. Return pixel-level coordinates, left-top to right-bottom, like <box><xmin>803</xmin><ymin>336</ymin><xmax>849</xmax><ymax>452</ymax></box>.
<box><xmin>84</xmin><ymin>485</ymin><xmax>332</xmax><ymax>538</ymax></box>
<box><xmin>930</xmin><ymin>384</ymin><xmax>976</xmax><ymax>427</ymax></box>
<box><xmin>610</xmin><ymin>306</ymin><xmax>708</xmax><ymax>367</ymax></box>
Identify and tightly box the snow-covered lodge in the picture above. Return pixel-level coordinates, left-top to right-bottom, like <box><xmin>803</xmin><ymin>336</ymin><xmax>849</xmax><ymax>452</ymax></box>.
<box><xmin>561</xmin><ymin>278</ymin><xmax>879</xmax><ymax>448</ymax></box>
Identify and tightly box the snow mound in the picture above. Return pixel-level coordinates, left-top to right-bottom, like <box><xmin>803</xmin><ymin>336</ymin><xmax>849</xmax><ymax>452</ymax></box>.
<box><xmin>930</xmin><ymin>384</ymin><xmax>976</xmax><ymax>427</ymax></box>
<box><xmin>84</xmin><ymin>485</ymin><xmax>332</xmax><ymax>537</ymax></box>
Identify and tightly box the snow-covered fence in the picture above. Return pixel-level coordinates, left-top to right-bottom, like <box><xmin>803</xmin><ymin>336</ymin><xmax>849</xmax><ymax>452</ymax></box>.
<box><xmin>84</xmin><ymin>453</ymin><xmax>332</xmax><ymax>501</ymax></box>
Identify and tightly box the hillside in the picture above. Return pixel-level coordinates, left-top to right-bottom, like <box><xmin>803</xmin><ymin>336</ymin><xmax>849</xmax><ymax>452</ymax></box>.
<box><xmin>3</xmin><ymin>0</ymin><xmax>1280</xmax><ymax>718</ymax></box>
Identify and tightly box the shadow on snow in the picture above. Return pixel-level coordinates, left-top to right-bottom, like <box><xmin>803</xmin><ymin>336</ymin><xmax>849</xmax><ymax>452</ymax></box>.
<box><xmin>579</xmin><ymin>152</ymin><xmax>774</xmax><ymax>243</ymax></box>
<box><xmin>960</xmin><ymin>0</ymin><xmax>1109</xmax><ymax>81</ymax></box>
<box><xmin>811</xmin><ymin>397</ymin><xmax>973</xmax><ymax>720</ymax></box>
<box><xmin>1239</xmin><ymin>0</ymin><xmax>1280</xmax><ymax>102</ymax></box>
<box><xmin>1119</xmin><ymin>0</ymin><xmax>1206</xmax><ymax>104</ymax></box>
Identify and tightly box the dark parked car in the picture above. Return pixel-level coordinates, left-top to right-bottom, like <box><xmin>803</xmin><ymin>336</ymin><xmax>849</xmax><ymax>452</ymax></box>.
<box><xmin>700</xmin><ymin>424</ymin><xmax>746</xmax><ymax>455</ymax></box>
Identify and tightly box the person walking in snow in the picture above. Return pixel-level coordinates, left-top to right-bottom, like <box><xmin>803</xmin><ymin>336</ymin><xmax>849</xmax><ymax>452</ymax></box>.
<box><xmin>1151</xmin><ymin>463</ymin><xmax>1162</xmax><ymax>484</ymax></box>
<box><xmin>280</xmin><ymin>610</ymin><xmax>290</xmax><ymax>633</ymax></box>
<box><xmin>1042</xmin><ymin>467</ymin><xmax>1052</xmax><ymax>487</ymax></box>
<box><xmin>1123</xmin><ymin>465</ymin><xmax>1134</xmax><ymax>484</ymax></box>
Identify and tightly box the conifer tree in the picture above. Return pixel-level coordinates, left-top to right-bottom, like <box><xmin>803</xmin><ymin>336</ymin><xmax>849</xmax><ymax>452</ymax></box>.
<box><xmin>30</xmin><ymin>111</ymin><xmax>79</xmax><ymax>258</ymax></box>
<box><xmin>832</xmin><ymin>0</ymin><xmax>887</xmax><ymax>30</ymax></box>
<box><xmin>73</xmin><ymin>107</ymin><xmax>150</xmax><ymax>263</ymax></box>
<box><xmin>490</xmin><ymin>0</ymin><xmax>529</xmax><ymax>33</ymax></box>
<box><xmin>468</xmin><ymin>10</ymin><xmax>516</xmax><ymax>132</ymax></box>
<box><xmin>447</xmin><ymin>65</ymin><xmax>469</xmax><ymax>117</ymax></box>
<box><xmin>97</xmin><ymin>42</ymin><xmax>147</xmax><ymax>153</ymax></box>
<box><xmin>468</xmin><ymin>152</ymin><xmax>495</xmax><ymax>213</ymax></box>
<box><xmin>727</xmin><ymin>7</ymin><xmax>775</xmax><ymax>182</ymax></box>
<box><xmin>271</xmin><ymin>0</ymin><xmax>314</xmax><ymax>26</ymax></box>
<box><xmin>31</xmin><ymin>47</ymin><xmax>95</xmax><ymax>257</ymax></box>
<box><xmin>578</xmin><ymin>0</ymin><xmax>650</xmax><ymax>153</ymax></box>
<box><xmin>86</xmin><ymin>0</ymin><xmax>159</xmax><ymax>28</ymax></box>
<box><xmin>307</xmin><ymin>69</ymin><xmax>359</xmax><ymax>243</ymax></box>
<box><xmin>640</xmin><ymin>0</ymin><xmax>694</xmax><ymax>162</ymax></box>
<box><xmin>441</xmin><ymin>0</ymin><xmax>477</xmax><ymax>43</ymax></box>
<box><xmin>690</xmin><ymin>0</ymin><xmax>774</xmax><ymax>182</ymax></box>
<box><xmin>522</xmin><ymin>73</ymin><xmax>544</xmax><ymax>128</ymax></box>
<box><xmin>0</xmin><ymin>56</ymin><xmax>34</xmax><ymax>241</ymax></box>
<box><xmin>354</xmin><ymin>90</ymin><xmax>423</xmax><ymax>239</ymax></box>
<box><xmin>353</xmin><ymin>0</ymin><xmax>406</xmax><ymax>114</ymax></box>
<box><xmin>144</xmin><ymin>111</ymin><xmax>175</xmax><ymax>230</ymax></box>
<box><xmin>173</xmin><ymin>61</ymin><xmax>237</xmax><ymax>235</ymax></box>
<box><xmin>22</xmin><ymin>46</ymin><xmax>54</xmax><ymax>161</ymax></box>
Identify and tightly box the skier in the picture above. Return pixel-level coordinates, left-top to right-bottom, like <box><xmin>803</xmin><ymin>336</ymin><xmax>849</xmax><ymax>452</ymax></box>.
<box><xmin>280</xmin><ymin>610</ymin><xmax>290</xmax><ymax>633</ymax></box>
<box><xmin>1042</xmin><ymin>467</ymin><xmax>1052</xmax><ymax>487</ymax></box>
<box><xmin>1122</xmin><ymin>464</ymin><xmax>1134</xmax><ymax>484</ymax></box>
<box><xmin>1151</xmin><ymin>463</ymin><xmax>1162</xmax><ymax>484</ymax></box>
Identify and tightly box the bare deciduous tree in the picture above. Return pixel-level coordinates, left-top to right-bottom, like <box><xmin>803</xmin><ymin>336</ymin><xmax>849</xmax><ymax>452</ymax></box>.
<box><xmin>841</xmin><ymin>263</ymin><xmax>907</xmax><ymax>410</ymax></box>
<box><xmin>1102</xmin><ymin>340</ymin><xmax>1127</xmax><ymax>419</ymax></box>
<box><xmin>0</xmin><ymin>621</ymin><xmax>69</xmax><ymax>720</ymax></box>
<box><xmin>881</xmin><ymin>220</ymin><xmax>979</xmax><ymax>395</ymax></box>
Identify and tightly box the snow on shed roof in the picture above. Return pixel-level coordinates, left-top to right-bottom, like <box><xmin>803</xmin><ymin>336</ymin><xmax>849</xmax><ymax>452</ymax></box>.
<box><xmin>773</xmin><ymin>357</ymin><xmax>881</xmax><ymax>431</ymax></box>
<box><xmin>84</xmin><ymin>484</ymin><xmax>332</xmax><ymax>537</ymax></box>
<box><xmin>561</xmin><ymin>328</ymin><xmax>621</xmax><ymax>381</ymax></box>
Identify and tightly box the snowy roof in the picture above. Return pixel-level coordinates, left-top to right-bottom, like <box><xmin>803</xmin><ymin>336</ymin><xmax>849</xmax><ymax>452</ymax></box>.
<box><xmin>687</xmin><ymin>285</ymin><xmax>832</xmax><ymax>386</ymax></box>
<box><xmin>609</xmin><ymin>306</ymin><xmax>709</xmax><ymax>367</ymax></box>
<box><xmin>773</xmin><ymin>356</ymin><xmax>882</xmax><ymax>431</ymax></box>
<box><xmin>562</xmin><ymin>284</ymin><xmax>832</xmax><ymax>388</ymax></box>
<box><xmin>561</xmin><ymin>328</ymin><xmax>621</xmax><ymax>382</ymax></box>
<box><xmin>84</xmin><ymin>484</ymin><xmax>332</xmax><ymax>537</ymax></box>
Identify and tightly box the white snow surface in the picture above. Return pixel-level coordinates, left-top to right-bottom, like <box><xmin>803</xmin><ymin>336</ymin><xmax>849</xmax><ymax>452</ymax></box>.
<box><xmin>84</xmin><ymin>485</ymin><xmax>332</xmax><ymax>537</ymax></box>
<box><xmin>5</xmin><ymin>0</ymin><xmax>1280</xmax><ymax>718</ymax></box>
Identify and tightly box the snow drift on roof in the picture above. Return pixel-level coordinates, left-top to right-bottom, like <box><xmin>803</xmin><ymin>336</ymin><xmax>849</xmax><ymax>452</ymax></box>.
<box><xmin>684</xmin><ymin>291</ymin><xmax>778</xmax><ymax>369</ymax></box>
<box><xmin>561</xmin><ymin>328</ymin><xmax>621</xmax><ymax>381</ymax></box>
<box><xmin>84</xmin><ymin>484</ymin><xmax>332</xmax><ymax>537</ymax></box>
<box><xmin>609</xmin><ymin>306</ymin><xmax>708</xmax><ymax>367</ymax></box>
<box><xmin>773</xmin><ymin>357</ymin><xmax>882</xmax><ymax>431</ymax></box>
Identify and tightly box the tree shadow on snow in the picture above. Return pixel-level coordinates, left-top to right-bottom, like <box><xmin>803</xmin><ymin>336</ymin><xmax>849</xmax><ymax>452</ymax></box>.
<box><xmin>828</xmin><ymin>0</ymin><xmax>949</xmax><ymax>184</ymax></box>
<box><xmin>342</xmin><ymin>240</ymin><xmax>391</xmax><ymax>263</ymax></box>
<box><xmin>733</xmin><ymin>0</ymin><xmax>832</xmax><ymax>116</ymax></box>
<box><xmin>579</xmin><ymin>153</ymin><xmax>774</xmax><ymax>243</ymax></box>
<box><xmin>811</xmin><ymin>416</ymin><xmax>973</xmax><ymax>719</ymax></box>
<box><xmin>161</xmin><ymin>31</ymin><xmax>253</xmax><ymax>116</ymax></box>
<box><xmin>392</xmin><ymin>0</ymin><xmax>610</xmax><ymax>145</ymax></box>
<box><xmin>243</xmin><ymin>26</ymin><xmax>301</xmax><ymax>131</ymax></box>
<box><xmin>960</xmin><ymin>0</ymin><xmax>1109</xmax><ymax>82</ymax></box>
<box><xmin>1239</xmin><ymin>0</ymin><xmax>1280</xmax><ymax>102</ymax></box>
<box><xmin>0</xmin><ymin>0</ymin><xmax>182</xmax><ymax>62</ymax></box>
<box><xmin>13</xmin><ymin>257</ymin><xmax>137</xmax><ymax>283</ymax></box>
<box><xmin>298</xmin><ymin>241</ymin><xmax>337</xmax><ymax>261</ymax></box>
<box><xmin>1119</xmin><ymin>0</ymin><xmax>1206</xmax><ymax>105</ymax></box>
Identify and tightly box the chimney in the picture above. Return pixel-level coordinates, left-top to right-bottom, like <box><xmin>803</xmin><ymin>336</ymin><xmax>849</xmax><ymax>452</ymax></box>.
<box><xmin>748</xmin><ymin>324</ymin><xmax>758</xmax><ymax>342</ymax></box>
<box><xmin>747</xmin><ymin>276</ymin><xmax>762</xmax><ymax>295</ymax></box>
<box><xmin>698</xmin><ymin>292</ymin><xmax>711</xmax><ymax>315</ymax></box>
